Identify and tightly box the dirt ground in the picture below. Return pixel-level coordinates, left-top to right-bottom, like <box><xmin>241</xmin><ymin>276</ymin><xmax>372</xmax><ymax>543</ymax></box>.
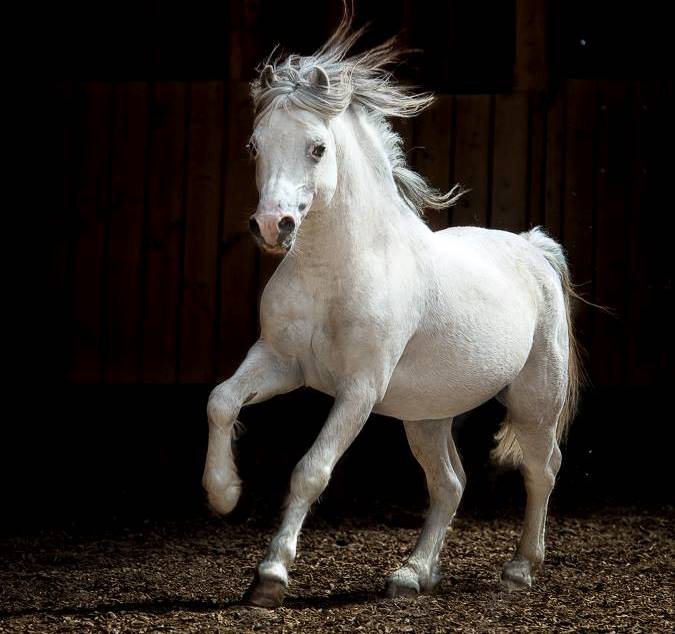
<box><xmin>0</xmin><ymin>508</ymin><xmax>672</xmax><ymax>633</ymax></box>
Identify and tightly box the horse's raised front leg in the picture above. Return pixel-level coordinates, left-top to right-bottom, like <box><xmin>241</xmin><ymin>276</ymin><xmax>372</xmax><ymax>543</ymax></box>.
<box><xmin>245</xmin><ymin>381</ymin><xmax>377</xmax><ymax>608</ymax></box>
<box><xmin>203</xmin><ymin>341</ymin><xmax>301</xmax><ymax>515</ymax></box>
<box><xmin>386</xmin><ymin>419</ymin><xmax>465</xmax><ymax>597</ymax></box>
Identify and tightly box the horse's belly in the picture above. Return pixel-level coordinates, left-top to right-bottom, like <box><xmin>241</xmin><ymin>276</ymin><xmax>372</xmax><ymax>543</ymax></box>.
<box><xmin>373</xmin><ymin>372</ymin><xmax>501</xmax><ymax>420</ymax></box>
<box><xmin>374</xmin><ymin>327</ymin><xmax>532</xmax><ymax>421</ymax></box>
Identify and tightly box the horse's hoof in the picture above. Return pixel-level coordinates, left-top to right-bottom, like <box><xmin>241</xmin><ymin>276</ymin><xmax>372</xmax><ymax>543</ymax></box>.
<box><xmin>501</xmin><ymin>560</ymin><xmax>533</xmax><ymax>591</ymax></box>
<box><xmin>385</xmin><ymin>566</ymin><xmax>424</xmax><ymax>599</ymax></box>
<box><xmin>385</xmin><ymin>580</ymin><xmax>420</xmax><ymax>599</ymax></box>
<box><xmin>243</xmin><ymin>574</ymin><xmax>287</xmax><ymax>608</ymax></box>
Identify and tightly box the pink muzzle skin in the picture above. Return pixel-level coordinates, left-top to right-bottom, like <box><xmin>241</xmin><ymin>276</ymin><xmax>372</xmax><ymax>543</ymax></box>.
<box><xmin>255</xmin><ymin>212</ymin><xmax>285</xmax><ymax>248</ymax></box>
<box><xmin>250</xmin><ymin>210</ymin><xmax>297</xmax><ymax>255</ymax></box>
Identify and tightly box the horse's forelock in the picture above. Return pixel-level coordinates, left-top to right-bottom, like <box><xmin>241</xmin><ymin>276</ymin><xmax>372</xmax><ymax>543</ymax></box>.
<box><xmin>250</xmin><ymin>14</ymin><xmax>420</xmax><ymax>125</ymax></box>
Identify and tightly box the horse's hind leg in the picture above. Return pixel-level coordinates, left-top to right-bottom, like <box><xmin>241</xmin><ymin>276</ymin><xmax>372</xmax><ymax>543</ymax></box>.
<box><xmin>498</xmin><ymin>351</ymin><xmax>564</xmax><ymax>590</ymax></box>
<box><xmin>386</xmin><ymin>418</ymin><xmax>464</xmax><ymax>597</ymax></box>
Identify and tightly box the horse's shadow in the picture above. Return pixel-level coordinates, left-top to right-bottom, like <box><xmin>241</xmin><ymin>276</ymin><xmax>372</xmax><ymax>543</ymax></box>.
<box><xmin>0</xmin><ymin>576</ymin><xmax>503</xmax><ymax>620</ymax></box>
<box><xmin>283</xmin><ymin>588</ymin><xmax>380</xmax><ymax>609</ymax></box>
<box><xmin>0</xmin><ymin>588</ymin><xmax>379</xmax><ymax>619</ymax></box>
<box><xmin>0</xmin><ymin>598</ymin><xmax>237</xmax><ymax>620</ymax></box>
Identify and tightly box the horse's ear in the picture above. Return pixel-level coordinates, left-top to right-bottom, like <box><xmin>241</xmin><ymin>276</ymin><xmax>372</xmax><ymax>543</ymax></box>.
<box><xmin>309</xmin><ymin>66</ymin><xmax>331</xmax><ymax>92</ymax></box>
<box><xmin>261</xmin><ymin>65</ymin><xmax>276</xmax><ymax>87</ymax></box>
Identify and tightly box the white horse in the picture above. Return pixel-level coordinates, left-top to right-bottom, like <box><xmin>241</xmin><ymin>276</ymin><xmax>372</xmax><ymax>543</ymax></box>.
<box><xmin>203</xmin><ymin>19</ymin><xmax>582</xmax><ymax>607</ymax></box>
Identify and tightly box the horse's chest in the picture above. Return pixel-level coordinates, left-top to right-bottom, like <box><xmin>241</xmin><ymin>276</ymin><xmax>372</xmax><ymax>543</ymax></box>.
<box><xmin>260</xmin><ymin>277</ymin><xmax>386</xmax><ymax>393</ymax></box>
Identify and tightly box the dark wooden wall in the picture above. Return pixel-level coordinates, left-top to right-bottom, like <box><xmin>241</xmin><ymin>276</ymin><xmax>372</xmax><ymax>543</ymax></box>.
<box><xmin>6</xmin><ymin>0</ymin><xmax>671</xmax><ymax>527</ymax></box>
<box><xmin>52</xmin><ymin>78</ymin><xmax>672</xmax><ymax>388</ymax></box>
<box><xmin>49</xmin><ymin>1</ymin><xmax>672</xmax><ymax>389</ymax></box>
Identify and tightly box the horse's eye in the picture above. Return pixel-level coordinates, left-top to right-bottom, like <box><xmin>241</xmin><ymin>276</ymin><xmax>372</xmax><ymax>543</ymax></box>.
<box><xmin>246</xmin><ymin>141</ymin><xmax>258</xmax><ymax>158</ymax></box>
<box><xmin>312</xmin><ymin>143</ymin><xmax>326</xmax><ymax>159</ymax></box>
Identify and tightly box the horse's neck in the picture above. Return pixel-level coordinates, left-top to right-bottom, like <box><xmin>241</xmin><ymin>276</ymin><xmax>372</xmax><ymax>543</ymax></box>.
<box><xmin>291</xmin><ymin>109</ymin><xmax>413</xmax><ymax>267</ymax></box>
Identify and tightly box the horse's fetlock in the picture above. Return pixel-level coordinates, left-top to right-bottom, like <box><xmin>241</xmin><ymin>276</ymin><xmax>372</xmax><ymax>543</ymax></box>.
<box><xmin>257</xmin><ymin>560</ymin><xmax>289</xmax><ymax>586</ymax></box>
<box><xmin>269</xmin><ymin>535</ymin><xmax>296</xmax><ymax>565</ymax></box>
<box><xmin>203</xmin><ymin>468</ymin><xmax>241</xmax><ymax>515</ymax></box>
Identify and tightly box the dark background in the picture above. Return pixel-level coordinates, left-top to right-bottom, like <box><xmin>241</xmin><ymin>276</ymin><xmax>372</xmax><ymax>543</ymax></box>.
<box><xmin>6</xmin><ymin>1</ymin><xmax>672</xmax><ymax>532</ymax></box>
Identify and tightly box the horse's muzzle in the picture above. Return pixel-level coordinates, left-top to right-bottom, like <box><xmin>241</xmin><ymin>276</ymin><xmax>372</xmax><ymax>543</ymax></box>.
<box><xmin>249</xmin><ymin>212</ymin><xmax>296</xmax><ymax>255</ymax></box>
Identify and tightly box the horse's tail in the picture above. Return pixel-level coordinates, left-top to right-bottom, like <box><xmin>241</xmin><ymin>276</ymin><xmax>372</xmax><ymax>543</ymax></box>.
<box><xmin>492</xmin><ymin>227</ymin><xmax>585</xmax><ymax>467</ymax></box>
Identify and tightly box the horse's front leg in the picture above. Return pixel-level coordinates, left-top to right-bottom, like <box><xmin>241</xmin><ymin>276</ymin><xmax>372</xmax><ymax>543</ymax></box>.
<box><xmin>245</xmin><ymin>380</ymin><xmax>378</xmax><ymax>608</ymax></box>
<box><xmin>203</xmin><ymin>341</ymin><xmax>301</xmax><ymax>515</ymax></box>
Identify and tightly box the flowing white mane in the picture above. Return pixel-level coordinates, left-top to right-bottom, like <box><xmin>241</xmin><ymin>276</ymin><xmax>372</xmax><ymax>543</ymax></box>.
<box><xmin>250</xmin><ymin>17</ymin><xmax>463</xmax><ymax>217</ymax></box>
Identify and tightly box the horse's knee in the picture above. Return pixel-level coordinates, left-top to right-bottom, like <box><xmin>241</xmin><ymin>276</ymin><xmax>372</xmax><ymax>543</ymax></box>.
<box><xmin>207</xmin><ymin>384</ymin><xmax>238</xmax><ymax>426</ymax></box>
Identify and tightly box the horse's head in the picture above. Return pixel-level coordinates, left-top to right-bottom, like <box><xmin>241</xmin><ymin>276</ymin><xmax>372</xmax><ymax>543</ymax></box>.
<box><xmin>246</xmin><ymin>18</ymin><xmax>461</xmax><ymax>255</ymax></box>
<box><xmin>247</xmin><ymin>67</ymin><xmax>338</xmax><ymax>255</ymax></box>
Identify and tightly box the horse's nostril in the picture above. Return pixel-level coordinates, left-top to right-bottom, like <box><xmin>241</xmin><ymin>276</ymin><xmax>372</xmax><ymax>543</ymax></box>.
<box><xmin>278</xmin><ymin>216</ymin><xmax>296</xmax><ymax>234</ymax></box>
<box><xmin>249</xmin><ymin>216</ymin><xmax>261</xmax><ymax>238</ymax></box>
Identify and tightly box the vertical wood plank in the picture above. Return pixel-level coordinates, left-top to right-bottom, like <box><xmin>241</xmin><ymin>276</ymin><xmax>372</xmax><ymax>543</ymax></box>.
<box><xmin>563</xmin><ymin>79</ymin><xmax>598</xmax><ymax>375</ymax></box>
<box><xmin>179</xmin><ymin>82</ymin><xmax>225</xmax><ymax>383</ymax></box>
<box><xmin>624</xmin><ymin>82</ymin><xmax>650</xmax><ymax>386</ymax></box>
<box><xmin>593</xmin><ymin>80</ymin><xmax>629</xmax><ymax>387</ymax></box>
<box><xmin>52</xmin><ymin>82</ymin><xmax>77</xmax><ymax>381</ymax></box>
<box><xmin>142</xmin><ymin>82</ymin><xmax>188</xmax><ymax>383</ymax></box>
<box><xmin>613</xmin><ymin>81</ymin><xmax>672</xmax><ymax>387</ymax></box>
<box><xmin>413</xmin><ymin>96</ymin><xmax>454</xmax><ymax>231</ymax></box>
<box><xmin>527</xmin><ymin>92</ymin><xmax>547</xmax><ymax>228</ymax></box>
<box><xmin>640</xmin><ymin>82</ymin><xmax>672</xmax><ymax>385</ymax></box>
<box><xmin>229</xmin><ymin>0</ymin><xmax>266</xmax><ymax>80</ymax></box>
<box><xmin>491</xmin><ymin>93</ymin><xmax>529</xmax><ymax>232</ymax></box>
<box><xmin>452</xmin><ymin>95</ymin><xmax>491</xmax><ymax>227</ymax></box>
<box><xmin>105</xmin><ymin>82</ymin><xmax>149</xmax><ymax>383</ymax></box>
<box><xmin>217</xmin><ymin>81</ymin><xmax>259</xmax><ymax>378</ymax></box>
<box><xmin>514</xmin><ymin>0</ymin><xmax>548</xmax><ymax>92</ymax></box>
<box><xmin>70</xmin><ymin>83</ymin><xmax>113</xmax><ymax>382</ymax></box>
<box><xmin>543</xmin><ymin>85</ymin><xmax>565</xmax><ymax>239</ymax></box>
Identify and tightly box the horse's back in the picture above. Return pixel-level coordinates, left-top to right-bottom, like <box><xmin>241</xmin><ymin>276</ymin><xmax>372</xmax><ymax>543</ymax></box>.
<box><xmin>433</xmin><ymin>225</ymin><xmax>562</xmax><ymax>289</ymax></box>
